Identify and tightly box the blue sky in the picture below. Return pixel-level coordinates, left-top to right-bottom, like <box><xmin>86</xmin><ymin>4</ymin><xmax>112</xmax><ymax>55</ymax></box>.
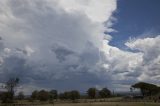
<box><xmin>110</xmin><ymin>0</ymin><xmax>160</xmax><ymax>48</ymax></box>
<box><xmin>0</xmin><ymin>0</ymin><xmax>160</xmax><ymax>94</ymax></box>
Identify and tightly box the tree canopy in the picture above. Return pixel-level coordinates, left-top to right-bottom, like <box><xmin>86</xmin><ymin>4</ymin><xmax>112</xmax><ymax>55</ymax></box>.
<box><xmin>87</xmin><ymin>88</ymin><xmax>97</xmax><ymax>99</ymax></box>
<box><xmin>132</xmin><ymin>82</ymin><xmax>160</xmax><ymax>96</ymax></box>
<box><xmin>99</xmin><ymin>88</ymin><xmax>111</xmax><ymax>98</ymax></box>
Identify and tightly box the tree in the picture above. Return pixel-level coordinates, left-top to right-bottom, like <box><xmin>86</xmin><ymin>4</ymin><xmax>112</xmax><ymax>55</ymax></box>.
<box><xmin>31</xmin><ymin>90</ymin><xmax>38</xmax><ymax>100</ymax></box>
<box><xmin>63</xmin><ymin>91</ymin><xmax>70</xmax><ymax>99</ymax></box>
<box><xmin>37</xmin><ymin>90</ymin><xmax>49</xmax><ymax>101</ymax></box>
<box><xmin>132</xmin><ymin>82</ymin><xmax>159</xmax><ymax>96</ymax></box>
<box><xmin>2</xmin><ymin>77</ymin><xmax>20</xmax><ymax>102</ymax></box>
<box><xmin>87</xmin><ymin>88</ymin><xmax>97</xmax><ymax>99</ymax></box>
<box><xmin>58</xmin><ymin>90</ymin><xmax>80</xmax><ymax>102</ymax></box>
<box><xmin>99</xmin><ymin>88</ymin><xmax>111</xmax><ymax>98</ymax></box>
<box><xmin>1</xmin><ymin>92</ymin><xmax>13</xmax><ymax>103</ymax></box>
<box><xmin>58</xmin><ymin>93</ymin><xmax>66</xmax><ymax>100</ymax></box>
<box><xmin>17</xmin><ymin>92</ymin><xmax>24</xmax><ymax>100</ymax></box>
<box><xmin>49</xmin><ymin>90</ymin><xmax>58</xmax><ymax>100</ymax></box>
<box><xmin>69</xmin><ymin>90</ymin><xmax>80</xmax><ymax>102</ymax></box>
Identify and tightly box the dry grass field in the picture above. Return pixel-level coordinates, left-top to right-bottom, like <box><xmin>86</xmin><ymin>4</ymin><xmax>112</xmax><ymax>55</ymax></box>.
<box><xmin>1</xmin><ymin>98</ymin><xmax>160</xmax><ymax>106</ymax></box>
<box><xmin>42</xmin><ymin>102</ymin><xmax>160</xmax><ymax>106</ymax></box>
<box><xmin>0</xmin><ymin>102</ymin><xmax>160</xmax><ymax>106</ymax></box>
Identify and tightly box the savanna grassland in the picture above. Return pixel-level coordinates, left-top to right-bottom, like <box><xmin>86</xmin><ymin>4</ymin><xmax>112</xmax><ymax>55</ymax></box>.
<box><xmin>36</xmin><ymin>102</ymin><xmax>160</xmax><ymax>106</ymax></box>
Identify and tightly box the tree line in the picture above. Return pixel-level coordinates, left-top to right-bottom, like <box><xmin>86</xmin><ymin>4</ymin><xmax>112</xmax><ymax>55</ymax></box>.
<box><xmin>0</xmin><ymin>78</ymin><xmax>112</xmax><ymax>103</ymax></box>
<box><xmin>29</xmin><ymin>87</ymin><xmax>111</xmax><ymax>102</ymax></box>
<box><xmin>1</xmin><ymin>77</ymin><xmax>160</xmax><ymax>103</ymax></box>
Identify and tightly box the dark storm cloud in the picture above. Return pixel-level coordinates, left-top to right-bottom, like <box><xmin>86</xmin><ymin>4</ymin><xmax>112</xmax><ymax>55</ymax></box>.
<box><xmin>0</xmin><ymin>0</ymin><xmax>159</xmax><ymax>94</ymax></box>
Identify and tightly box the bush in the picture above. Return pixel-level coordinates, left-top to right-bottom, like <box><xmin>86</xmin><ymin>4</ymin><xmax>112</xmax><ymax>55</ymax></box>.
<box><xmin>58</xmin><ymin>90</ymin><xmax>80</xmax><ymax>102</ymax></box>
<box><xmin>37</xmin><ymin>90</ymin><xmax>49</xmax><ymax>101</ymax></box>
<box><xmin>1</xmin><ymin>92</ymin><xmax>14</xmax><ymax>103</ymax></box>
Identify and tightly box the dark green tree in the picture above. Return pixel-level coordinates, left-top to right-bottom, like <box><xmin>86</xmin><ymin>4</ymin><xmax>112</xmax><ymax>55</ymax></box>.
<box><xmin>64</xmin><ymin>91</ymin><xmax>70</xmax><ymax>99</ymax></box>
<box><xmin>87</xmin><ymin>88</ymin><xmax>97</xmax><ymax>99</ymax></box>
<box><xmin>31</xmin><ymin>90</ymin><xmax>38</xmax><ymax>100</ymax></box>
<box><xmin>37</xmin><ymin>90</ymin><xmax>49</xmax><ymax>101</ymax></box>
<box><xmin>49</xmin><ymin>90</ymin><xmax>58</xmax><ymax>100</ymax></box>
<box><xmin>69</xmin><ymin>90</ymin><xmax>80</xmax><ymax>102</ymax></box>
<box><xmin>58</xmin><ymin>93</ymin><xmax>66</xmax><ymax>100</ymax></box>
<box><xmin>132</xmin><ymin>82</ymin><xmax>159</xmax><ymax>96</ymax></box>
<box><xmin>1</xmin><ymin>92</ymin><xmax>13</xmax><ymax>103</ymax></box>
<box><xmin>58</xmin><ymin>90</ymin><xmax>80</xmax><ymax>102</ymax></box>
<box><xmin>99</xmin><ymin>88</ymin><xmax>111</xmax><ymax>98</ymax></box>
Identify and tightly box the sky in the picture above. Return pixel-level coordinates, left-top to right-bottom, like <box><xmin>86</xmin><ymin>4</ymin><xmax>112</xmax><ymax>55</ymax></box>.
<box><xmin>0</xmin><ymin>0</ymin><xmax>160</xmax><ymax>94</ymax></box>
<box><xmin>110</xmin><ymin>0</ymin><xmax>160</xmax><ymax>48</ymax></box>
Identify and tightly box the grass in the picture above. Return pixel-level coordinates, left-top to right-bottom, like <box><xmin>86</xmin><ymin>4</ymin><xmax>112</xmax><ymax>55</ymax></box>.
<box><xmin>1</xmin><ymin>98</ymin><xmax>160</xmax><ymax>106</ymax></box>
<box><xmin>0</xmin><ymin>102</ymin><xmax>160</xmax><ymax>106</ymax></box>
<box><xmin>39</xmin><ymin>102</ymin><xmax>160</xmax><ymax>106</ymax></box>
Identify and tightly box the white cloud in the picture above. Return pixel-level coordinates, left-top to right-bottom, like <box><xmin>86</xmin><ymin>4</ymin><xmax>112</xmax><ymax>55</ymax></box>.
<box><xmin>102</xmin><ymin>40</ymin><xmax>143</xmax><ymax>81</ymax></box>
<box><xmin>4</xmin><ymin>48</ymin><xmax>11</xmax><ymax>54</ymax></box>
<box><xmin>56</xmin><ymin>0</ymin><xmax>117</xmax><ymax>22</ymax></box>
<box><xmin>0</xmin><ymin>0</ymin><xmax>159</xmax><ymax>94</ymax></box>
<box><xmin>126</xmin><ymin>36</ymin><xmax>160</xmax><ymax>84</ymax></box>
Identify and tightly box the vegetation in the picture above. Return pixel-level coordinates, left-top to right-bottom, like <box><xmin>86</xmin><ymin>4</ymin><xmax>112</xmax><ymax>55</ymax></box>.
<box><xmin>17</xmin><ymin>92</ymin><xmax>25</xmax><ymax>100</ymax></box>
<box><xmin>1</xmin><ymin>77</ymin><xmax>19</xmax><ymax>103</ymax></box>
<box><xmin>131</xmin><ymin>82</ymin><xmax>160</xmax><ymax>96</ymax></box>
<box><xmin>31</xmin><ymin>90</ymin><xmax>38</xmax><ymax>100</ymax></box>
<box><xmin>37</xmin><ymin>90</ymin><xmax>50</xmax><ymax>101</ymax></box>
<box><xmin>69</xmin><ymin>90</ymin><xmax>80</xmax><ymax>102</ymax></box>
<box><xmin>0</xmin><ymin>79</ymin><xmax>160</xmax><ymax>105</ymax></box>
<box><xmin>87</xmin><ymin>88</ymin><xmax>97</xmax><ymax>99</ymax></box>
<box><xmin>49</xmin><ymin>90</ymin><xmax>58</xmax><ymax>100</ymax></box>
<box><xmin>0</xmin><ymin>92</ymin><xmax>13</xmax><ymax>103</ymax></box>
<box><xmin>58</xmin><ymin>90</ymin><xmax>80</xmax><ymax>102</ymax></box>
<box><xmin>98</xmin><ymin>88</ymin><xmax>111</xmax><ymax>98</ymax></box>
<box><xmin>48</xmin><ymin>102</ymin><xmax>160</xmax><ymax>106</ymax></box>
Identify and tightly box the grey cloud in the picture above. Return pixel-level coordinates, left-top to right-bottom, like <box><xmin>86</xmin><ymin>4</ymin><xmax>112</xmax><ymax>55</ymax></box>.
<box><xmin>51</xmin><ymin>44</ymin><xmax>75</xmax><ymax>62</ymax></box>
<box><xmin>3</xmin><ymin>0</ymin><xmax>160</xmax><ymax>94</ymax></box>
<box><xmin>0</xmin><ymin>55</ymin><xmax>30</xmax><ymax>83</ymax></box>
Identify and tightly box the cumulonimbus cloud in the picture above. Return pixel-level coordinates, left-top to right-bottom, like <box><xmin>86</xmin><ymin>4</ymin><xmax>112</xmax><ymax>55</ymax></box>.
<box><xmin>0</xmin><ymin>0</ymin><xmax>159</xmax><ymax>94</ymax></box>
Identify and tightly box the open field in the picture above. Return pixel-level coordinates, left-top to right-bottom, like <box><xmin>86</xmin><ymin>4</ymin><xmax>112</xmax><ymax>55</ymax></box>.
<box><xmin>1</xmin><ymin>97</ymin><xmax>160</xmax><ymax>106</ymax></box>
<box><xmin>1</xmin><ymin>102</ymin><xmax>159</xmax><ymax>106</ymax></box>
<box><xmin>35</xmin><ymin>102</ymin><xmax>160</xmax><ymax>106</ymax></box>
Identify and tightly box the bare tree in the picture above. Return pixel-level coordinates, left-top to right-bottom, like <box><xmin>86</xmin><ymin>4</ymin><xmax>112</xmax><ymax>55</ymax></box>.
<box><xmin>5</xmin><ymin>77</ymin><xmax>20</xmax><ymax>100</ymax></box>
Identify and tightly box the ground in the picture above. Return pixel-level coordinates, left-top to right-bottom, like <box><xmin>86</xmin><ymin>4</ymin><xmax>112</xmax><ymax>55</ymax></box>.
<box><xmin>0</xmin><ymin>102</ymin><xmax>160</xmax><ymax>106</ymax></box>
<box><xmin>1</xmin><ymin>98</ymin><xmax>160</xmax><ymax>106</ymax></box>
<box><xmin>43</xmin><ymin>102</ymin><xmax>160</xmax><ymax>106</ymax></box>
